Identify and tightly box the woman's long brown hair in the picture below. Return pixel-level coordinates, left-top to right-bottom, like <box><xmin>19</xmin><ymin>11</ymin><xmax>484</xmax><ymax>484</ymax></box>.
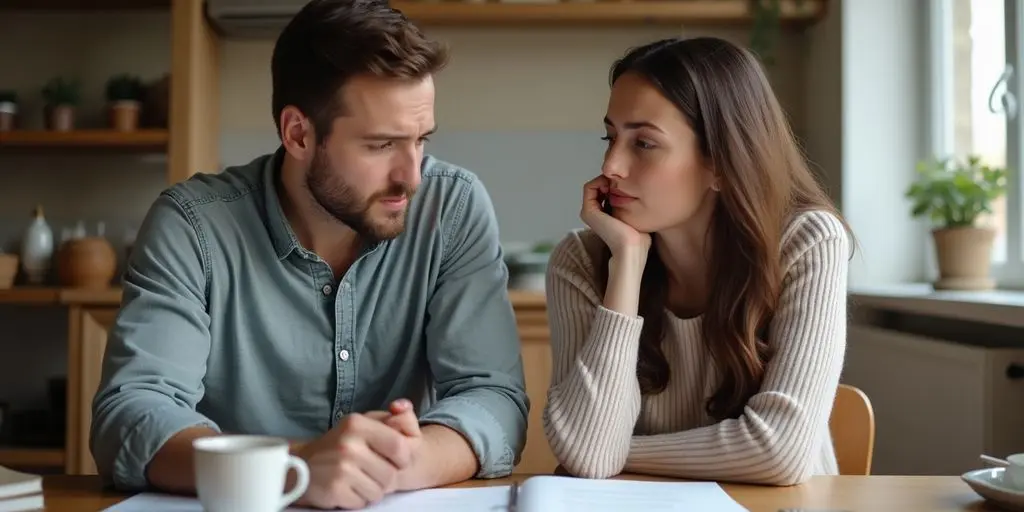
<box><xmin>599</xmin><ymin>37</ymin><xmax>852</xmax><ymax>421</ymax></box>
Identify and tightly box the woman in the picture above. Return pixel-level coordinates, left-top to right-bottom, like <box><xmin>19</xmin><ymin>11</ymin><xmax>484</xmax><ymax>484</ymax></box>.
<box><xmin>542</xmin><ymin>36</ymin><xmax>853</xmax><ymax>486</ymax></box>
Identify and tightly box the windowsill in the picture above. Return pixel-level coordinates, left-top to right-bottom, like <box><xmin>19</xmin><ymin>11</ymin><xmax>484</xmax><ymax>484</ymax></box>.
<box><xmin>850</xmin><ymin>283</ymin><xmax>1024</xmax><ymax>329</ymax></box>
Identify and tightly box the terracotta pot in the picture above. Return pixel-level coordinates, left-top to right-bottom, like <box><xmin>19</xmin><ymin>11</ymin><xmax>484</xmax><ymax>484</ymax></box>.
<box><xmin>109</xmin><ymin>100</ymin><xmax>140</xmax><ymax>131</ymax></box>
<box><xmin>0</xmin><ymin>101</ymin><xmax>16</xmax><ymax>132</ymax></box>
<box><xmin>58</xmin><ymin>237</ymin><xmax>117</xmax><ymax>289</ymax></box>
<box><xmin>932</xmin><ymin>226</ymin><xmax>996</xmax><ymax>290</ymax></box>
<box><xmin>0</xmin><ymin>253</ymin><xmax>17</xmax><ymax>289</ymax></box>
<box><xmin>45</xmin><ymin>104</ymin><xmax>75</xmax><ymax>132</ymax></box>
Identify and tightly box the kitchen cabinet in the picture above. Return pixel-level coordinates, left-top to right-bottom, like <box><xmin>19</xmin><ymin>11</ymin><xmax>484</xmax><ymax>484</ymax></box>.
<box><xmin>65</xmin><ymin>307</ymin><xmax>116</xmax><ymax>476</ymax></box>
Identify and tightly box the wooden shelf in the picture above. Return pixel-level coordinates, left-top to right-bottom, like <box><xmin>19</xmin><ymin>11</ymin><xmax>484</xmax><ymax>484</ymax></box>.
<box><xmin>0</xmin><ymin>447</ymin><xmax>65</xmax><ymax>468</ymax></box>
<box><xmin>389</xmin><ymin>0</ymin><xmax>827</xmax><ymax>26</ymax></box>
<box><xmin>0</xmin><ymin>287</ymin><xmax>122</xmax><ymax>306</ymax></box>
<box><xmin>0</xmin><ymin>287</ymin><xmax>62</xmax><ymax>305</ymax></box>
<box><xmin>0</xmin><ymin>130</ymin><xmax>168</xmax><ymax>151</ymax></box>
<box><xmin>0</xmin><ymin>0</ymin><xmax>168</xmax><ymax>9</ymax></box>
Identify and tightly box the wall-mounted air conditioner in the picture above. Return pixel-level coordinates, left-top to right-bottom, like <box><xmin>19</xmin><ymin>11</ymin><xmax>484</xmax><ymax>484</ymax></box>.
<box><xmin>206</xmin><ymin>0</ymin><xmax>310</xmax><ymax>38</ymax></box>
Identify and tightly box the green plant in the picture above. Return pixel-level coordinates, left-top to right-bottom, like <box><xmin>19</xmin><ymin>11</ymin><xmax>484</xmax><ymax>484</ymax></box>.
<box><xmin>105</xmin><ymin>74</ymin><xmax>145</xmax><ymax>102</ymax></box>
<box><xmin>0</xmin><ymin>90</ymin><xmax>17</xmax><ymax>104</ymax></box>
<box><xmin>41</xmin><ymin>76</ymin><xmax>81</xmax><ymax>106</ymax></box>
<box><xmin>531</xmin><ymin>241</ymin><xmax>555</xmax><ymax>253</ymax></box>
<box><xmin>748</xmin><ymin>0</ymin><xmax>809</xmax><ymax>66</ymax></box>
<box><xmin>905</xmin><ymin>155</ymin><xmax>1008</xmax><ymax>229</ymax></box>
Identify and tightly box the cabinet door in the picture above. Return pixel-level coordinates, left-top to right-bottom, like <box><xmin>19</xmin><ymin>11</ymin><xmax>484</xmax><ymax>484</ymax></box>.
<box><xmin>844</xmin><ymin>324</ymin><xmax>988</xmax><ymax>475</ymax></box>
<box><xmin>66</xmin><ymin>307</ymin><xmax>117</xmax><ymax>475</ymax></box>
<box><xmin>514</xmin><ymin>300</ymin><xmax>557</xmax><ymax>474</ymax></box>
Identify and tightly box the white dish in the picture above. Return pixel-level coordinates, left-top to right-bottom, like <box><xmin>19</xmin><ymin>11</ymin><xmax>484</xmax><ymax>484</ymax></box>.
<box><xmin>962</xmin><ymin>467</ymin><xmax>1024</xmax><ymax>511</ymax></box>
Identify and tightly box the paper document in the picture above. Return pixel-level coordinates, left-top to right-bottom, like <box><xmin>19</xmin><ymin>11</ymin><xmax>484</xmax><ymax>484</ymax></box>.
<box><xmin>103</xmin><ymin>487</ymin><xmax>510</xmax><ymax>512</ymax></box>
<box><xmin>104</xmin><ymin>476</ymin><xmax>748</xmax><ymax>511</ymax></box>
<box><xmin>516</xmin><ymin>475</ymin><xmax>749</xmax><ymax>512</ymax></box>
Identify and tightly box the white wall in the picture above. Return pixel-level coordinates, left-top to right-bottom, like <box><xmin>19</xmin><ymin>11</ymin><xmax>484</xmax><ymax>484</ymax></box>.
<box><xmin>840</xmin><ymin>0</ymin><xmax>931</xmax><ymax>286</ymax></box>
<box><xmin>218</xmin><ymin>25</ymin><xmax>810</xmax><ymax>247</ymax></box>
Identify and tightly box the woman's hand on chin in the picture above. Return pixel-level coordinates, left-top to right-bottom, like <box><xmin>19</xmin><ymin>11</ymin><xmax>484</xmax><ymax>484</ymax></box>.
<box><xmin>580</xmin><ymin>175</ymin><xmax>651</xmax><ymax>258</ymax></box>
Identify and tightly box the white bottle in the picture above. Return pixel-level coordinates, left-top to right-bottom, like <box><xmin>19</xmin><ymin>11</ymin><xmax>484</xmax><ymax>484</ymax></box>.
<box><xmin>21</xmin><ymin>205</ymin><xmax>54</xmax><ymax>285</ymax></box>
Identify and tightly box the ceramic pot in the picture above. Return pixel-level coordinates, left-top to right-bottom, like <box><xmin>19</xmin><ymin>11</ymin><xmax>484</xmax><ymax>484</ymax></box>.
<box><xmin>109</xmin><ymin>100</ymin><xmax>140</xmax><ymax>131</ymax></box>
<box><xmin>58</xmin><ymin>237</ymin><xmax>117</xmax><ymax>289</ymax></box>
<box><xmin>932</xmin><ymin>226</ymin><xmax>996</xmax><ymax>290</ymax></box>
<box><xmin>45</xmin><ymin>104</ymin><xmax>75</xmax><ymax>132</ymax></box>
<box><xmin>0</xmin><ymin>253</ymin><xmax>18</xmax><ymax>289</ymax></box>
<box><xmin>0</xmin><ymin>101</ymin><xmax>16</xmax><ymax>132</ymax></box>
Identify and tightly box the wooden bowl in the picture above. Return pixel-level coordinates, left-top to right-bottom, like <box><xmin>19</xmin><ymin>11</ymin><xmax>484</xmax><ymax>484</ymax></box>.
<box><xmin>0</xmin><ymin>253</ymin><xmax>17</xmax><ymax>289</ymax></box>
<box><xmin>58</xmin><ymin>237</ymin><xmax>117</xmax><ymax>289</ymax></box>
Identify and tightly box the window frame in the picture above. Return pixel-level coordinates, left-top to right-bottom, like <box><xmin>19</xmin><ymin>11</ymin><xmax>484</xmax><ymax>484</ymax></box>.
<box><xmin>930</xmin><ymin>0</ymin><xmax>1024</xmax><ymax>289</ymax></box>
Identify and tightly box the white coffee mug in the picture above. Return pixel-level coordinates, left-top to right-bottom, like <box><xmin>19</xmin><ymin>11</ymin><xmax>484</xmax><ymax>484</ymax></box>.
<box><xmin>193</xmin><ymin>435</ymin><xmax>309</xmax><ymax>512</ymax></box>
<box><xmin>1006</xmin><ymin>453</ymin><xmax>1024</xmax><ymax>491</ymax></box>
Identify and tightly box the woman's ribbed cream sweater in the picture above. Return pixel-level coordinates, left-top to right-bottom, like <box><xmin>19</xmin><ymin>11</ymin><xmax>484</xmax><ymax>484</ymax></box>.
<box><xmin>542</xmin><ymin>210</ymin><xmax>849</xmax><ymax>485</ymax></box>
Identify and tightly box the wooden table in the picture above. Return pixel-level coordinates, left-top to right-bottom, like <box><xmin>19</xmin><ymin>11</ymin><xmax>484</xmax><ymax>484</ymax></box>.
<box><xmin>36</xmin><ymin>474</ymin><xmax>997</xmax><ymax>511</ymax></box>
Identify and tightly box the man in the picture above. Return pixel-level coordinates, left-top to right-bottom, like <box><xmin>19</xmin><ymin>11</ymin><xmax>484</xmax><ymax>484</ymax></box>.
<box><xmin>89</xmin><ymin>0</ymin><xmax>528</xmax><ymax>508</ymax></box>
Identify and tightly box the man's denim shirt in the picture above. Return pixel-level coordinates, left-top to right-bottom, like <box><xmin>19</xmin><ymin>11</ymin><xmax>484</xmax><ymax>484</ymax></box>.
<box><xmin>89</xmin><ymin>149</ymin><xmax>529</xmax><ymax>490</ymax></box>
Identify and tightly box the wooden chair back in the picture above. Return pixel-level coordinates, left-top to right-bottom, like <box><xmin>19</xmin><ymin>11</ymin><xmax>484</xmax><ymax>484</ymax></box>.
<box><xmin>829</xmin><ymin>383</ymin><xmax>876</xmax><ymax>475</ymax></box>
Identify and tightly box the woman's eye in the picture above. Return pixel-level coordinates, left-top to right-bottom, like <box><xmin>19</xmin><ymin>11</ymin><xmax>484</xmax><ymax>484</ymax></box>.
<box><xmin>635</xmin><ymin>139</ymin><xmax>655</xmax><ymax>150</ymax></box>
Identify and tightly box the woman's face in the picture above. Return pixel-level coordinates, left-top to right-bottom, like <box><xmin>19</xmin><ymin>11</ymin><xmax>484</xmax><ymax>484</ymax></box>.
<box><xmin>601</xmin><ymin>72</ymin><xmax>717</xmax><ymax>233</ymax></box>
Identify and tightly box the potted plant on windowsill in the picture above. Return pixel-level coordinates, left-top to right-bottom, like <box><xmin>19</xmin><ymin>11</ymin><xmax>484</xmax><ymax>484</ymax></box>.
<box><xmin>905</xmin><ymin>155</ymin><xmax>1008</xmax><ymax>290</ymax></box>
<box><xmin>41</xmin><ymin>76</ymin><xmax>81</xmax><ymax>132</ymax></box>
<box><xmin>105</xmin><ymin>73</ymin><xmax>145</xmax><ymax>132</ymax></box>
<box><xmin>0</xmin><ymin>90</ymin><xmax>18</xmax><ymax>132</ymax></box>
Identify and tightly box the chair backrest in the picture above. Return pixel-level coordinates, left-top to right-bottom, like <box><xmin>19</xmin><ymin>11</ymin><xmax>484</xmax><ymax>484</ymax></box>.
<box><xmin>829</xmin><ymin>383</ymin><xmax>876</xmax><ymax>475</ymax></box>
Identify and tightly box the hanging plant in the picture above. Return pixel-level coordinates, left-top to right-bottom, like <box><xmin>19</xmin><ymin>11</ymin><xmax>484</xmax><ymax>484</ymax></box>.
<box><xmin>748</xmin><ymin>0</ymin><xmax>810</xmax><ymax>66</ymax></box>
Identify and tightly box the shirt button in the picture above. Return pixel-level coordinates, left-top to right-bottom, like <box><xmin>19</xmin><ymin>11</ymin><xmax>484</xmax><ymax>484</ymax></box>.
<box><xmin>322</xmin><ymin>284</ymin><xmax>332</xmax><ymax>296</ymax></box>
<box><xmin>339</xmin><ymin>349</ymin><xmax>350</xmax><ymax>361</ymax></box>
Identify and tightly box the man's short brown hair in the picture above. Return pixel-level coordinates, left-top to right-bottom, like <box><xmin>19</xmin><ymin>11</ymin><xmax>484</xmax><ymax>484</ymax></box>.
<box><xmin>271</xmin><ymin>0</ymin><xmax>449</xmax><ymax>142</ymax></box>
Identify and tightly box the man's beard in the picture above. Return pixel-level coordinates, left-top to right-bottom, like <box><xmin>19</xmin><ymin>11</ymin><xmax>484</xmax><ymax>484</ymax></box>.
<box><xmin>306</xmin><ymin>148</ymin><xmax>416</xmax><ymax>243</ymax></box>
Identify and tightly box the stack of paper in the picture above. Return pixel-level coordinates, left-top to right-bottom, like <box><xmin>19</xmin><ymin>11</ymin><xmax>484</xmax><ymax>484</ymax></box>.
<box><xmin>106</xmin><ymin>475</ymin><xmax>750</xmax><ymax>511</ymax></box>
<box><xmin>0</xmin><ymin>465</ymin><xmax>43</xmax><ymax>512</ymax></box>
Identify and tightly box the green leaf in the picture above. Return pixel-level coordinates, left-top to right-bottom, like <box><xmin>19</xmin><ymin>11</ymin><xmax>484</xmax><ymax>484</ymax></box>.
<box><xmin>905</xmin><ymin>154</ymin><xmax>1009</xmax><ymax>228</ymax></box>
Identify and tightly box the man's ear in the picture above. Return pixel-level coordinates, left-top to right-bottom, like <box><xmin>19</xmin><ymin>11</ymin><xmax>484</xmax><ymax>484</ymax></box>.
<box><xmin>279</xmin><ymin>106</ymin><xmax>315</xmax><ymax>160</ymax></box>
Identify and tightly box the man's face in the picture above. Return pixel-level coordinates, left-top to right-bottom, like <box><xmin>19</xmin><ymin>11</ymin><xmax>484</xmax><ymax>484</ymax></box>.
<box><xmin>306</xmin><ymin>74</ymin><xmax>436</xmax><ymax>242</ymax></box>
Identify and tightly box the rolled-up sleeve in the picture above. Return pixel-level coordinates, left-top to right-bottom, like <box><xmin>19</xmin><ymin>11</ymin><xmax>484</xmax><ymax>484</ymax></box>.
<box><xmin>418</xmin><ymin>176</ymin><xmax>529</xmax><ymax>479</ymax></box>
<box><xmin>90</xmin><ymin>191</ymin><xmax>220</xmax><ymax>490</ymax></box>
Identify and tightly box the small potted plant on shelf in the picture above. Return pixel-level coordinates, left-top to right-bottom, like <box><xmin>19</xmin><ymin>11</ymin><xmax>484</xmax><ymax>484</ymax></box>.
<box><xmin>105</xmin><ymin>73</ymin><xmax>145</xmax><ymax>132</ymax></box>
<box><xmin>905</xmin><ymin>154</ymin><xmax>1008</xmax><ymax>290</ymax></box>
<box><xmin>0</xmin><ymin>90</ymin><xmax>18</xmax><ymax>132</ymax></box>
<box><xmin>41</xmin><ymin>76</ymin><xmax>81</xmax><ymax>132</ymax></box>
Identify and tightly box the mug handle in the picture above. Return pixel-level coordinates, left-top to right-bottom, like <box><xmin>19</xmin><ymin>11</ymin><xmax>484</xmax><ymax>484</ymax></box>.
<box><xmin>279</xmin><ymin>455</ymin><xmax>310</xmax><ymax>510</ymax></box>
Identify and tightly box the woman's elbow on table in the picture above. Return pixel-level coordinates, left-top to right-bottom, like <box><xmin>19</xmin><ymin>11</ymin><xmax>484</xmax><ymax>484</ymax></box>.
<box><xmin>752</xmin><ymin>450</ymin><xmax>817</xmax><ymax>487</ymax></box>
<box><xmin>546</xmin><ymin>428</ymin><xmax>628</xmax><ymax>479</ymax></box>
<box><xmin>556</xmin><ymin>455</ymin><xmax>626</xmax><ymax>480</ymax></box>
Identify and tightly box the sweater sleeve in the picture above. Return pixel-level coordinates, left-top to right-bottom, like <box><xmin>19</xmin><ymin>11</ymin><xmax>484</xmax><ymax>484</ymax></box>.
<box><xmin>541</xmin><ymin>232</ymin><xmax>646</xmax><ymax>479</ymax></box>
<box><xmin>623</xmin><ymin>212</ymin><xmax>849</xmax><ymax>486</ymax></box>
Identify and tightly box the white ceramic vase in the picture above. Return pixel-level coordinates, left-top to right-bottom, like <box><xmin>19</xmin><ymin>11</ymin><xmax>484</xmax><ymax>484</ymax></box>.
<box><xmin>21</xmin><ymin>205</ymin><xmax>54</xmax><ymax>285</ymax></box>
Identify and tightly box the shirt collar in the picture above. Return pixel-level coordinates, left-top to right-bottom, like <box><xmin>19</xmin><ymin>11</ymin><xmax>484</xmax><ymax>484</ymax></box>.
<box><xmin>262</xmin><ymin>147</ymin><xmax>301</xmax><ymax>260</ymax></box>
